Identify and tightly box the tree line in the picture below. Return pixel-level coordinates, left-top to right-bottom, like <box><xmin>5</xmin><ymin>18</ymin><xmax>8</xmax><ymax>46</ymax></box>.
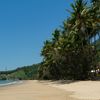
<box><xmin>37</xmin><ymin>0</ymin><xmax>100</xmax><ymax>80</ymax></box>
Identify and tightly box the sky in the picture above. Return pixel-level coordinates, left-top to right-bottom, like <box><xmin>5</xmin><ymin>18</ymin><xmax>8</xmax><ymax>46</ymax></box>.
<box><xmin>0</xmin><ymin>0</ymin><xmax>74</xmax><ymax>71</ymax></box>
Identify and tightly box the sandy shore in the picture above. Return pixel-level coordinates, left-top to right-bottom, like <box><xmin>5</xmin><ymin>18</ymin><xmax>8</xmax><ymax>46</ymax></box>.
<box><xmin>0</xmin><ymin>80</ymin><xmax>72</xmax><ymax>100</ymax></box>
<box><xmin>0</xmin><ymin>80</ymin><xmax>100</xmax><ymax>100</ymax></box>
<box><xmin>44</xmin><ymin>80</ymin><xmax>100</xmax><ymax>100</ymax></box>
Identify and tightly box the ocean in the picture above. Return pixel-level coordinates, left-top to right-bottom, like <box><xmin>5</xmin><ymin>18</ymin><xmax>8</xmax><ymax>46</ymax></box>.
<box><xmin>0</xmin><ymin>80</ymin><xmax>22</xmax><ymax>86</ymax></box>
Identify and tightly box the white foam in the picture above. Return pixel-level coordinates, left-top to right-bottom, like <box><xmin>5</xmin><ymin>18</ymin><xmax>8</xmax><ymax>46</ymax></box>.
<box><xmin>0</xmin><ymin>81</ymin><xmax>23</xmax><ymax>87</ymax></box>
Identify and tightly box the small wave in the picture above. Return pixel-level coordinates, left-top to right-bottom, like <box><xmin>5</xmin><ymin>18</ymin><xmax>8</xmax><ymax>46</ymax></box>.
<box><xmin>0</xmin><ymin>80</ymin><xmax>23</xmax><ymax>87</ymax></box>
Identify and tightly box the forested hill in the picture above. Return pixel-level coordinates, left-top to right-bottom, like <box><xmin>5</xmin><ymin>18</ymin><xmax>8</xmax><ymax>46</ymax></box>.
<box><xmin>0</xmin><ymin>64</ymin><xmax>40</xmax><ymax>80</ymax></box>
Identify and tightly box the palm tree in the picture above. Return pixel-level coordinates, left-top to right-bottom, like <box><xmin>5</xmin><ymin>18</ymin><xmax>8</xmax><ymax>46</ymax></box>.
<box><xmin>38</xmin><ymin>0</ymin><xmax>99</xmax><ymax>80</ymax></box>
<box><xmin>38</xmin><ymin>30</ymin><xmax>63</xmax><ymax>79</ymax></box>
<box><xmin>64</xmin><ymin>0</ymin><xmax>100</xmax><ymax>44</ymax></box>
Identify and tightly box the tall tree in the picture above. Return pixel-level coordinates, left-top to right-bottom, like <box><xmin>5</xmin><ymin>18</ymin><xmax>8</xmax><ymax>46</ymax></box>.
<box><xmin>38</xmin><ymin>0</ymin><xmax>100</xmax><ymax>80</ymax></box>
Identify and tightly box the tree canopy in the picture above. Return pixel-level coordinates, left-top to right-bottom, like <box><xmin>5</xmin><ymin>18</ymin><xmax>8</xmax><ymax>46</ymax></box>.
<box><xmin>38</xmin><ymin>0</ymin><xmax>100</xmax><ymax>80</ymax></box>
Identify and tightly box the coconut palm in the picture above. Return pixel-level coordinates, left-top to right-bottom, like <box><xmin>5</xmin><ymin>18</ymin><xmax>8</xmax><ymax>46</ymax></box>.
<box><xmin>38</xmin><ymin>0</ymin><xmax>99</xmax><ymax>80</ymax></box>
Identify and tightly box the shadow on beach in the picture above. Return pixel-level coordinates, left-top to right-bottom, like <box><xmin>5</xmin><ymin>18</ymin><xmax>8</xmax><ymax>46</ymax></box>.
<box><xmin>38</xmin><ymin>80</ymin><xmax>79</xmax><ymax>85</ymax></box>
<box><xmin>38</xmin><ymin>78</ymin><xmax>100</xmax><ymax>85</ymax></box>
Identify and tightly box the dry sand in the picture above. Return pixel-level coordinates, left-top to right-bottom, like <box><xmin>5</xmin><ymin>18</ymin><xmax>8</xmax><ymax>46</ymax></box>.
<box><xmin>0</xmin><ymin>80</ymin><xmax>100</xmax><ymax>100</ymax></box>
<box><xmin>44</xmin><ymin>80</ymin><xmax>100</xmax><ymax>100</ymax></box>
<box><xmin>0</xmin><ymin>80</ymin><xmax>72</xmax><ymax>100</ymax></box>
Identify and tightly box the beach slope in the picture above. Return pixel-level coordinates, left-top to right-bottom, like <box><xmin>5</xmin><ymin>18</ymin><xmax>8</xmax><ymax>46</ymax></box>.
<box><xmin>0</xmin><ymin>80</ymin><xmax>71</xmax><ymax>100</ymax></box>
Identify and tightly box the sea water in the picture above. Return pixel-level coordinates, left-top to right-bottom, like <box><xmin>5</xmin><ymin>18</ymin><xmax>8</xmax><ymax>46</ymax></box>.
<box><xmin>0</xmin><ymin>80</ymin><xmax>22</xmax><ymax>86</ymax></box>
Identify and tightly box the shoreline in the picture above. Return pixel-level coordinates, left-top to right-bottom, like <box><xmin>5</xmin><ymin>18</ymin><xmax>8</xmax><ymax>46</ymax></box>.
<box><xmin>0</xmin><ymin>80</ymin><xmax>23</xmax><ymax>87</ymax></box>
<box><xmin>0</xmin><ymin>80</ymin><xmax>72</xmax><ymax>100</ymax></box>
<box><xmin>0</xmin><ymin>80</ymin><xmax>100</xmax><ymax>100</ymax></box>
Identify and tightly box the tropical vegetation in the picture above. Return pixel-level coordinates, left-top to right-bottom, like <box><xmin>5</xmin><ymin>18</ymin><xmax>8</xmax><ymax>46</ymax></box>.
<box><xmin>0</xmin><ymin>64</ymin><xmax>39</xmax><ymax>80</ymax></box>
<box><xmin>38</xmin><ymin>0</ymin><xmax>100</xmax><ymax>80</ymax></box>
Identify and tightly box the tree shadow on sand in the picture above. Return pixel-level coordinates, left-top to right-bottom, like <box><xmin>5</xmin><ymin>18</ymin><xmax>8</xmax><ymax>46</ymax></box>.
<box><xmin>38</xmin><ymin>78</ymin><xmax>100</xmax><ymax>85</ymax></box>
<box><xmin>38</xmin><ymin>80</ymin><xmax>80</xmax><ymax>85</ymax></box>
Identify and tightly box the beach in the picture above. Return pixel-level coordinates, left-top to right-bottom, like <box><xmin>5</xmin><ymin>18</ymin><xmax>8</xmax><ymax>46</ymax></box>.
<box><xmin>0</xmin><ymin>80</ymin><xmax>71</xmax><ymax>100</ymax></box>
<box><xmin>0</xmin><ymin>80</ymin><xmax>100</xmax><ymax>100</ymax></box>
<box><xmin>46</xmin><ymin>80</ymin><xmax>100</xmax><ymax>100</ymax></box>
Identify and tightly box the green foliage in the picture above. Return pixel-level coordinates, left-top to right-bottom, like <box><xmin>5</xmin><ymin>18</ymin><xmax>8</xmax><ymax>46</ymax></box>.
<box><xmin>0</xmin><ymin>74</ymin><xmax>7</xmax><ymax>80</ymax></box>
<box><xmin>38</xmin><ymin>0</ymin><xmax>100</xmax><ymax>80</ymax></box>
<box><xmin>0</xmin><ymin>64</ymin><xmax>39</xmax><ymax>80</ymax></box>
